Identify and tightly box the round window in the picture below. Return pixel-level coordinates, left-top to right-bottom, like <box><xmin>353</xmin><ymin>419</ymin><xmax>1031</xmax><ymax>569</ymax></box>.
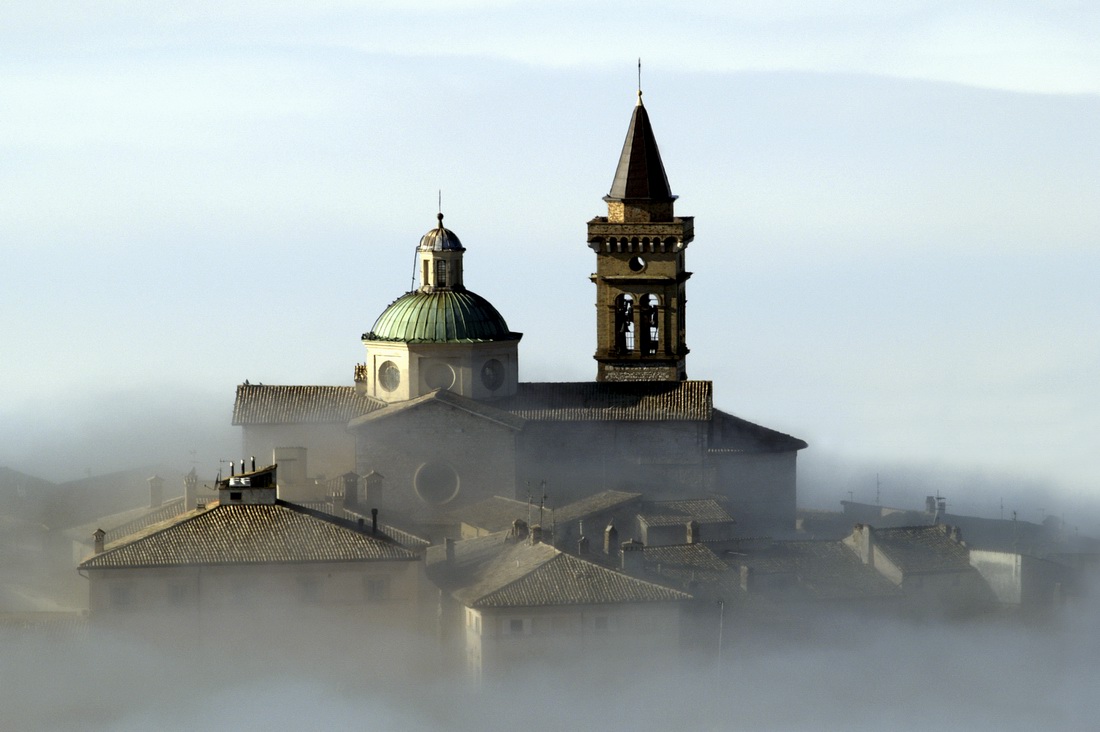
<box><xmin>628</xmin><ymin>256</ymin><xmax>647</xmax><ymax>272</ymax></box>
<box><xmin>378</xmin><ymin>361</ymin><xmax>400</xmax><ymax>392</ymax></box>
<box><xmin>424</xmin><ymin>362</ymin><xmax>456</xmax><ymax>390</ymax></box>
<box><xmin>414</xmin><ymin>462</ymin><xmax>459</xmax><ymax>504</ymax></box>
<box><xmin>481</xmin><ymin>358</ymin><xmax>505</xmax><ymax>391</ymax></box>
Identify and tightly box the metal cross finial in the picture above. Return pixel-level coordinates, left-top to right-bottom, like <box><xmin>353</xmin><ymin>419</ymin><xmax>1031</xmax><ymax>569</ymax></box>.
<box><xmin>637</xmin><ymin>58</ymin><xmax>643</xmax><ymax>105</ymax></box>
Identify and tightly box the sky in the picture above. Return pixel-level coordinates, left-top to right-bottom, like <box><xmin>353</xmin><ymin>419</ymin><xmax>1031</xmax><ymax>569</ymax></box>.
<box><xmin>1</xmin><ymin>2</ymin><xmax>1097</xmax><ymax>525</ymax></box>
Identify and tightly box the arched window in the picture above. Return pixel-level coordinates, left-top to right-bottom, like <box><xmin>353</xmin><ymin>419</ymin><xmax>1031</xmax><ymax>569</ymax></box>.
<box><xmin>434</xmin><ymin>259</ymin><xmax>448</xmax><ymax>287</ymax></box>
<box><xmin>639</xmin><ymin>294</ymin><xmax>660</xmax><ymax>355</ymax></box>
<box><xmin>615</xmin><ymin>294</ymin><xmax>635</xmax><ymax>353</ymax></box>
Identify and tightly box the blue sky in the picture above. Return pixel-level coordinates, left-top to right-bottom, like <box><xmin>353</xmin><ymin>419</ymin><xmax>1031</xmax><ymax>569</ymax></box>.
<box><xmin>2</xmin><ymin>2</ymin><xmax>1097</xmax><ymax>524</ymax></box>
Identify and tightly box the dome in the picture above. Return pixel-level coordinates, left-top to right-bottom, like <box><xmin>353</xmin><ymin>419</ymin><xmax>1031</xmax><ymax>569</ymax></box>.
<box><xmin>364</xmin><ymin>290</ymin><xmax>518</xmax><ymax>343</ymax></box>
<box><xmin>419</xmin><ymin>213</ymin><xmax>464</xmax><ymax>252</ymax></box>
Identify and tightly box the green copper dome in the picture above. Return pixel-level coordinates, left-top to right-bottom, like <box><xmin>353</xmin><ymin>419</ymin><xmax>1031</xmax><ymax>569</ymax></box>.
<box><xmin>364</xmin><ymin>290</ymin><xmax>519</xmax><ymax>343</ymax></box>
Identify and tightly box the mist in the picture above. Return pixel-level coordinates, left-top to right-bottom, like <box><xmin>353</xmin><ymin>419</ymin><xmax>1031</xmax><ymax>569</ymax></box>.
<box><xmin>4</xmin><ymin>589</ymin><xmax>1100</xmax><ymax>731</ymax></box>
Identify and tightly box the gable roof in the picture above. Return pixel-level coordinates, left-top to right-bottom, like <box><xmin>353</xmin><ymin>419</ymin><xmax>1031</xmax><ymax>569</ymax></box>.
<box><xmin>742</xmin><ymin>540</ymin><xmax>905</xmax><ymax>601</ymax></box>
<box><xmin>232</xmin><ymin>384</ymin><xmax>385</xmax><ymax>425</ymax></box>
<box><xmin>347</xmin><ymin>389</ymin><xmax>526</xmax><ymax>431</ymax></box>
<box><xmin>870</xmin><ymin>525</ymin><xmax>973</xmax><ymax>574</ymax></box>
<box><xmin>639</xmin><ymin>498</ymin><xmax>735</xmax><ymax>527</ymax></box>
<box><xmin>708</xmin><ymin>409</ymin><xmax>808</xmax><ymax>453</ymax></box>
<box><xmin>78</xmin><ymin>500</ymin><xmax>419</xmax><ymax>570</ymax></box>
<box><xmin>498</xmin><ymin>381</ymin><xmax>712</xmax><ymax>422</ymax></box>
<box><xmin>445</xmin><ymin>496</ymin><xmax>531</xmax><ymax>534</ymax></box>
<box><xmin>553</xmin><ymin>490</ymin><xmax>643</xmax><ymax>526</ymax></box>
<box><xmin>65</xmin><ymin>496</ymin><xmax>187</xmax><ymax>544</ymax></box>
<box><xmin>427</xmin><ymin>533</ymin><xmax>690</xmax><ymax>608</ymax></box>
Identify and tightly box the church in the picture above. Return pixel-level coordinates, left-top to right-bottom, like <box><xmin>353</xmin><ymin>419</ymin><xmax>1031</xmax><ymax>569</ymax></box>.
<box><xmin>233</xmin><ymin>91</ymin><xmax>807</xmax><ymax>538</ymax></box>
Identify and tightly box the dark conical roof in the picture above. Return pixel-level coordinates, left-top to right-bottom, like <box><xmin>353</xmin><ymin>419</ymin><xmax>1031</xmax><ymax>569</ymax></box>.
<box><xmin>605</xmin><ymin>95</ymin><xmax>674</xmax><ymax>202</ymax></box>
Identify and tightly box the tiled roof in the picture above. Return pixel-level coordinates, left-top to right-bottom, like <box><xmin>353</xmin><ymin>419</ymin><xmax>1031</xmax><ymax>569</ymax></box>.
<box><xmin>349</xmin><ymin>389</ymin><xmax>526</xmax><ymax>431</ymax></box>
<box><xmin>639</xmin><ymin>498</ymin><xmax>734</xmax><ymax>527</ymax></box>
<box><xmin>428</xmin><ymin>533</ymin><xmax>690</xmax><ymax>608</ymax></box>
<box><xmin>742</xmin><ymin>541</ymin><xmax>904</xmax><ymax>601</ymax></box>
<box><xmin>553</xmin><ymin>491</ymin><xmax>642</xmax><ymax>526</ymax></box>
<box><xmin>644</xmin><ymin>543</ymin><xmax>730</xmax><ymax>572</ymax></box>
<box><xmin>871</xmin><ymin>525</ymin><xmax>973</xmax><ymax>574</ymax></box>
<box><xmin>79</xmin><ymin>501</ymin><xmax>419</xmax><ymax>570</ymax></box>
<box><xmin>445</xmin><ymin>496</ymin><xmax>531</xmax><ymax>534</ymax></box>
<box><xmin>66</xmin><ymin>497</ymin><xmax>187</xmax><ymax>544</ymax></box>
<box><xmin>498</xmin><ymin>381</ymin><xmax>712</xmax><ymax>422</ymax></box>
<box><xmin>232</xmin><ymin>385</ymin><xmax>385</xmax><ymax>425</ymax></box>
<box><xmin>708</xmin><ymin>409</ymin><xmax>808</xmax><ymax>453</ymax></box>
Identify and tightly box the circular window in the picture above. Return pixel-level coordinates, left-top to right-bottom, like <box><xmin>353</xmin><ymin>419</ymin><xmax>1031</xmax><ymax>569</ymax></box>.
<box><xmin>414</xmin><ymin>462</ymin><xmax>459</xmax><ymax>504</ymax></box>
<box><xmin>481</xmin><ymin>358</ymin><xmax>505</xmax><ymax>391</ymax></box>
<box><xmin>424</xmin><ymin>362</ymin><xmax>456</xmax><ymax>390</ymax></box>
<box><xmin>628</xmin><ymin>256</ymin><xmax>647</xmax><ymax>272</ymax></box>
<box><xmin>378</xmin><ymin>361</ymin><xmax>400</xmax><ymax>392</ymax></box>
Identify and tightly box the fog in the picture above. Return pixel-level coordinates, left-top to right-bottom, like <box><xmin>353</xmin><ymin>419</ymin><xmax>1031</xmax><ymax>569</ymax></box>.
<box><xmin>2</xmin><ymin>3</ymin><xmax>1098</xmax><ymax>728</ymax></box>
<box><xmin>4</xmin><ymin>592</ymin><xmax>1099</xmax><ymax>731</ymax></box>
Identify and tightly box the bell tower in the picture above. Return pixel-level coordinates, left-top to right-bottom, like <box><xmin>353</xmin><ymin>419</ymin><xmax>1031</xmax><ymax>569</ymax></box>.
<box><xmin>587</xmin><ymin>90</ymin><xmax>694</xmax><ymax>382</ymax></box>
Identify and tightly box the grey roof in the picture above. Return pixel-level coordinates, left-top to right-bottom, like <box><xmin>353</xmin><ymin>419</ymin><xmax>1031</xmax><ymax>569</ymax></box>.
<box><xmin>742</xmin><ymin>541</ymin><xmax>905</xmax><ymax>601</ymax></box>
<box><xmin>233</xmin><ymin>385</ymin><xmax>385</xmax><ymax>425</ymax></box>
<box><xmin>498</xmin><ymin>381</ymin><xmax>712</xmax><ymax>422</ymax></box>
<box><xmin>79</xmin><ymin>500</ymin><xmax>419</xmax><ymax>570</ymax></box>
<box><xmin>445</xmin><ymin>496</ymin><xmax>531</xmax><ymax>534</ymax></box>
<box><xmin>870</xmin><ymin>525</ymin><xmax>973</xmax><ymax>574</ymax></box>
<box><xmin>639</xmin><ymin>498</ymin><xmax>735</xmax><ymax>527</ymax></box>
<box><xmin>65</xmin><ymin>496</ymin><xmax>187</xmax><ymax>544</ymax></box>
<box><xmin>428</xmin><ymin>533</ymin><xmax>690</xmax><ymax>608</ymax></box>
<box><xmin>553</xmin><ymin>491</ymin><xmax>643</xmax><ymax>526</ymax></box>
<box><xmin>708</xmin><ymin>409</ymin><xmax>808</xmax><ymax>453</ymax></box>
<box><xmin>348</xmin><ymin>389</ymin><xmax>527</xmax><ymax>431</ymax></box>
<box><xmin>606</xmin><ymin>97</ymin><xmax>674</xmax><ymax>202</ymax></box>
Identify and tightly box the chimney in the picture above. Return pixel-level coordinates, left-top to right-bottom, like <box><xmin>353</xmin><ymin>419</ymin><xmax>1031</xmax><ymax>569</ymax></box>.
<box><xmin>445</xmin><ymin>537</ymin><xmax>456</xmax><ymax>564</ymax></box>
<box><xmin>849</xmin><ymin>523</ymin><xmax>874</xmax><ymax>565</ymax></box>
<box><xmin>183</xmin><ymin>468</ymin><xmax>198</xmax><ymax>511</ymax></box>
<box><xmin>148</xmin><ymin>474</ymin><xmax>164</xmax><ymax>509</ymax></box>
<box><xmin>925</xmin><ymin>496</ymin><xmax>937</xmax><ymax>514</ymax></box>
<box><xmin>250</xmin><ymin>455</ymin><xmax>256</xmax><ymax>472</ymax></box>
<box><xmin>363</xmin><ymin>471</ymin><xmax>384</xmax><ymax>507</ymax></box>
<box><xmin>577</xmin><ymin>535</ymin><xmax>590</xmax><ymax>555</ymax></box>
<box><xmin>529</xmin><ymin>525</ymin><xmax>543</xmax><ymax>545</ymax></box>
<box><xmin>604</xmin><ymin>522</ymin><xmax>619</xmax><ymax>556</ymax></box>
<box><xmin>740</xmin><ymin>565</ymin><xmax>753</xmax><ymax>592</ymax></box>
<box><xmin>686</xmin><ymin>520</ymin><xmax>700</xmax><ymax>545</ymax></box>
<box><xmin>371</xmin><ymin>508</ymin><xmax>378</xmax><ymax>534</ymax></box>
<box><xmin>342</xmin><ymin>472</ymin><xmax>360</xmax><ymax>511</ymax></box>
<box><xmin>93</xmin><ymin>528</ymin><xmax>106</xmax><ymax>554</ymax></box>
<box><xmin>511</xmin><ymin>519</ymin><xmax>529</xmax><ymax>543</ymax></box>
<box><xmin>621</xmin><ymin>539</ymin><xmax>644</xmax><ymax>572</ymax></box>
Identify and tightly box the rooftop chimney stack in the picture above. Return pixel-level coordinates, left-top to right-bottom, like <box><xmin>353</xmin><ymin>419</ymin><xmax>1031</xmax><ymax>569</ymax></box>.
<box><xmin>511</xmin><ymin>519</ymin><xmax>529</xmax><ymax>543</ymax></box>
<box><xmin>183</xmin><ymin>468</ymin><xmax>199</xmax><ymax>511</ymax></box>
<box><xmin>93</xmin><ymin>528</ymin><xmax>105</xmax><ymax>554</ymax></box>
<box><xmin>686</xmin><ymin>520</ymin><xmax>700</xmax><ymax>545</ymax></box>
<box><xmin>530</xmin><ymin>525</ymin><xmax>543</xmax><ymax>545</ymax></box>
<box><xmin>604</xmin><ymin>522</ymin><xmax>619</xmax><ymax>556</ymax></box>
<box><xmin>342</xmin><ymin>472</ymin><xmax>360</xmax><ymax>511</ymax></box>
<box><xmin>621</xmin><ymin>539</ymin><xmax>644</xmax><ymax>571</ymax></box>
<box><xmin>148</xmin><ymin>474</ymin><xmax>164</xmax><ymax>509</ymax></box>
<box><xmin>371</xmin><ymin>508</ymin><xmax>378</xmax><ymax>534</ymax></box>
<box><xmin>445</xmin><ymin>537</ymin><xmax>456</xmax><ymax>564</ymax></box>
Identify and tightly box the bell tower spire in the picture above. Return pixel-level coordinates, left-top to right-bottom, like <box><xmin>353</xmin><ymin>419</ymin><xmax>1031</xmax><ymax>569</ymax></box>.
<box><xmin>586</xmin><ymin>90</ymin><xmax>694</xmax><ymax>382</ymax></box>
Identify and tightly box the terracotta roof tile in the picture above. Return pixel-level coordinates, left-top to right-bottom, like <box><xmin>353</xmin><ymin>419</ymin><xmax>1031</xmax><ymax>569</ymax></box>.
<box><xmin>498</xmin><ymin>381</ymin><xmax>712</xmax><ymax>422</ymax></box>
<box><xmin>232</xmin><ymin>385</ymin><xmax>385</xmax><ymax>425</ymax></box>
<box><xmin>79</xmin><ymin>501</ymin><xmax>419</xmax><ymax>569</ymax></box>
